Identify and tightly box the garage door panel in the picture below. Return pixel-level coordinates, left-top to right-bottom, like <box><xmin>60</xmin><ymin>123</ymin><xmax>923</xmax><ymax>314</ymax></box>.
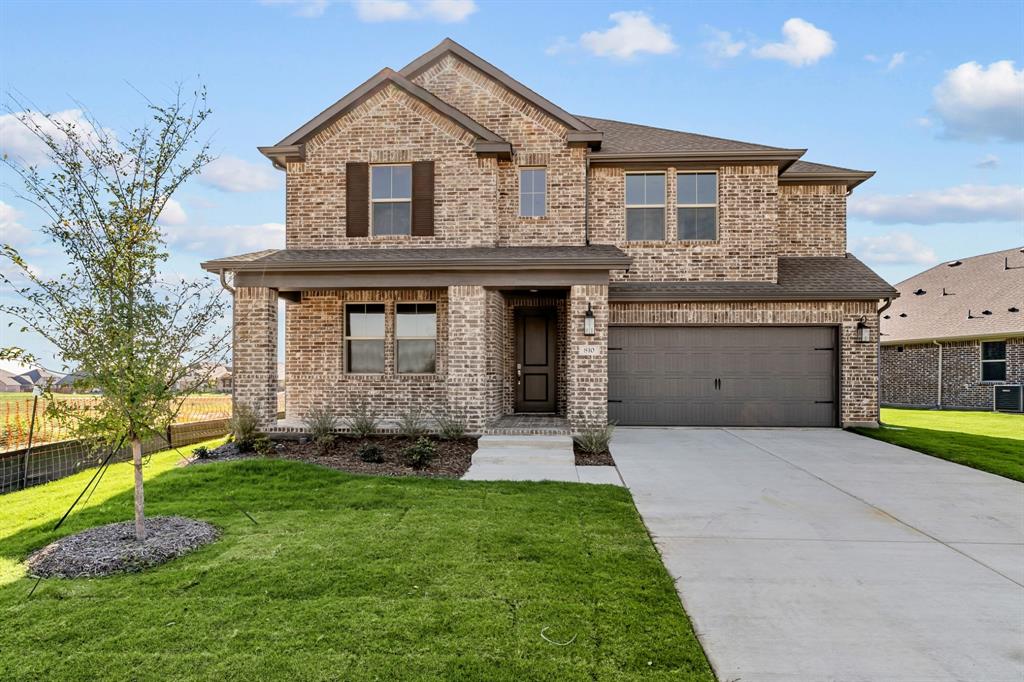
<box><xmin>609</xmin><ymin>326</ymin><xmax>836</xmax><ymax>427</ymax></box>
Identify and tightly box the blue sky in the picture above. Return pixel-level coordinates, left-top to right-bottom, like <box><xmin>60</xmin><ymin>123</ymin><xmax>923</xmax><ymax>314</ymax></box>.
<box><xmin>1</xmin><ymin>0</ymin><xmax>1022</xmax><ymax>369</ymax></box>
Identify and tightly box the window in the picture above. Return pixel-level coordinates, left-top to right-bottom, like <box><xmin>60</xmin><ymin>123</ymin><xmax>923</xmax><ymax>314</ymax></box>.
<box><xmin>981</xmin><ymin>341</ymin><xmax>1007</xmax><ymax>382</ymax></box>
<box><xmin>371</xmin><ymin>165</ymin><xmax>411</xmax><ymax>235</ymax></box>
<box><xmin>520</xmin><ymin>168</ymin><xmax>546</xmax><ymax>217</ymax></box>
<box><xmin>345</xmin><ymin>304</ymin><xmax>385</xmax><ymax>373</ymax></box>
<box><xmin>625</xmin><ymin>172</ymin><xmax>665</xmax><ymax>240</ymax></box>
<box><xmin>677</xmin><ymin>172</ymin><xmax>718</xmax><ymax>240</ymax></box>
<box><xmin>396</xmin><ymin>303</ymin><xmax>437</xmax><ymax>374</ymax></box>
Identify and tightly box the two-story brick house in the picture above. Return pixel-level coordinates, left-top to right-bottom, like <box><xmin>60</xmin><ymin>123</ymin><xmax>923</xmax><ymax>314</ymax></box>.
<box><xmin>201</xmin><ymin>39</ymin><xmax>897</xmax><ymax>433</ymax></box>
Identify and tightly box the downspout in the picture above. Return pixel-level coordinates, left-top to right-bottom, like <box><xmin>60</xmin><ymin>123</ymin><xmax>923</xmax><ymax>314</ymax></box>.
<box><xmin>933</xmin><ymin>340</ymin><xmax>943</xmax><ymax>409</ymax></box>
<box><xmin>584</xmin><ymin>154</ymin><xmax>591</xmax><ymax>246</ymax></box>
<box><xmin>876</xmin><ymin>297</ymin><xmax>893</xmax><ymax>424</ymax></box>
<box><xmin>218</xmin><ymin>269</ymin><xmax>235</xmax><ymax>294</ymax></box>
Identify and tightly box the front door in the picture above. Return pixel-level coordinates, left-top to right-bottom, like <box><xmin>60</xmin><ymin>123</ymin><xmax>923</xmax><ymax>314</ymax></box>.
<box><xmin>515</xmin><ymin>307</ymin><xmax>557</xmax><ymax>412</ymax></box>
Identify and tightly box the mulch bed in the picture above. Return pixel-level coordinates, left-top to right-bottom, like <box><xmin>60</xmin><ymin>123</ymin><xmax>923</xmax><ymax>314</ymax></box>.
<box><xmin>573</xmin><ymin>442</ymin><xmax>615</xmax><ymax>466</ymax></box>
<box><xmin>189</xmin><ymin>437</ymin><xmax>479</xmax><ymax>479</ymax></box>
<box><xmin>26</xmin><ymin>516</ymin><xmax>219</xmax><ymax>579</ymax></box>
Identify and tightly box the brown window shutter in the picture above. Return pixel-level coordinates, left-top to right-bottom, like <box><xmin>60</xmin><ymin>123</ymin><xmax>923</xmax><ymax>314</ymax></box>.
<box><xmin>346</xmin><ymin>162</ymin><xmax>369</xmax><ymax>237</ymax></box>
<box><xmin>411</xmin><ymin>160</ymin><xmax>435</xmax><ymax>236</ymax></box>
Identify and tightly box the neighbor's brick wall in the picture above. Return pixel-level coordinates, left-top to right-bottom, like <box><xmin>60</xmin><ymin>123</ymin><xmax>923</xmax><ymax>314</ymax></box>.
<box><xmin>778</xmin><ymin>184</ymin><xmax>847</xmax><ymax>257</ymax></box>
<box><xmin>610</xmin><ymin>300</ymin><xmax>880</xmax><ymax>426</ymax></box>
<box><xmin>233</xmin><ymin>287</ymin><xmax>279</xmax><ymax>427</ymax></box>
<box><xmin>284</xmin><ymin>288</ymin><xmax>449</xmax><ymax>424</ymax></box>
<box><xmin>567</xmin><ymin>285</ymin><xmax>609</xmax><ymax>428</ymax></box>
<box><xmin>285</xmin><ymin>84</ymin><xmax>499</xmax><ymax>249</ymax></box>
<box><xmin>881</xmin><ymin>337</ymin><xmax>1024</xmax><ymax>409</ymax></box>
<box><xmin>412</xmin><ymin>55</ymin><xmax>588</xmax><ymax>247</ymax></box>
<box><xmin>589</xmin><ymin>164</ymin><xmax>780</xmax><ymax>282</ymax></box>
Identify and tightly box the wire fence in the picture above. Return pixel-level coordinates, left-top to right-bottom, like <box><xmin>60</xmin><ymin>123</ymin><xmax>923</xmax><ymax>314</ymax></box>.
<box><xmin>0</xmin><ymin>393</ymin><xmax>285</xmax><ymax>494</ymax></box>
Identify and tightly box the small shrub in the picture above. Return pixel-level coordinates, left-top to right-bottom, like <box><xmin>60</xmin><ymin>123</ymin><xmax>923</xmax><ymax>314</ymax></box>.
<box><xmin>435</xmin><ymin>412</ymin><xmax>467</xmax><ymax>440</ymax></box>
<box><xmin>397</xmin><ymin>409</ymin><xmax>429</xmax><ymax>439</ymax></box>
<box><xmin>252</xmin><ymin>435</ymin><xmax>274</xmax><ymax>457</ymax></box>
<box><xmin>304</xmin><ymin>407</ymin><xmax>338</xmax><ymax>454</ymax></box>
<box><xmin>574</xmin><ymin>422</ymin><xmax>616</xmax><ymax>455</ymax></box>
<box><xmin>193</xmin><ymin>445</ymin><xmax>211</xmax><ymax>460</ymax></box>
<box><xmin>228</xmin><ymin>403</ymin><xmax>260</xmax><ymax>452</ymax></box>
<box><xmin>403</xmin><ymin>436</ymin><xmax>435</xmax><ymax>469</ymax></box>
<box><xmin>356</xmin><ymin>442</ymin><xmax>384</xmax><ymax>463</ymax></box>
<box><xmin>344</xmin><ymin>400</ymin><xmax>379</xmax><ymax>438</ymax></box>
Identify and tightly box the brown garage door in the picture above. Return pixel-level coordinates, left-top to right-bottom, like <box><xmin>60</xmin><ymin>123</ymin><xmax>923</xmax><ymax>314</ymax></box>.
<box><xmin>608</xmin><ymin>326</ymin><xmax>837</xmax><ymax>427</ymax></box>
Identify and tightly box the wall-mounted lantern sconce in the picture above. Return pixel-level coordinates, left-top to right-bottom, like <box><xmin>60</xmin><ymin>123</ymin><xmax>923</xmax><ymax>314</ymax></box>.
<box><xmin>856</xmin><ymin>316</ymin><xmax>871</xmax><ymax>343</ymax></box>
<box><xmin>584</xmin><ymin>303</ymin><xmax>596</xmax><ymax>336</ymax></box>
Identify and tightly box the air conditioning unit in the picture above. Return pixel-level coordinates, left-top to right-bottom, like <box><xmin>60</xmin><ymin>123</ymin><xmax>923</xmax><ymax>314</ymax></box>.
<box><xmin>993</xmin><ymin>385</ymin><xmax>1023</xmax><ymax>413</ymax></box>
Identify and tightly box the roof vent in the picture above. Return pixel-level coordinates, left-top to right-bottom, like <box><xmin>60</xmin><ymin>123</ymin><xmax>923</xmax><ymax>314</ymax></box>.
<box><xmin>913</xmin><ymin>288</ymin><xmax>926</xmax><ymax>295</ymax></box>
<box><xmin>1010</xmin><ymin>307</ymin><xmax>1021</xmax><ymax>313</ymax></box>
<box><xmin>898</xmin><ymin>313</ymin><xmax>908</xmax><ymax>318</ymax></box>
<box><xmin>883</xmin><ymin>314</ymin><xmax>891</xmax><ymax>319</ymax></box>
<box><xmin>982</xmin><ymin>310</ymin><xmax>993</xmax><ymax>315</ymax></box>
<box><xmin>948</xmin><ymin>260</ymin><xmax>962</xmax><ymax>267</ymax></box>
<box><xmin>942</xmin><ymin>287</ymin><xmax>954</xmax><ymax>296</ymax></box>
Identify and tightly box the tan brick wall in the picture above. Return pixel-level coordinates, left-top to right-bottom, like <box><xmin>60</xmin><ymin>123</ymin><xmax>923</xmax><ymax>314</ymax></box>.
<box><xmin>589</xmin><ymin>164</ymin><xmax>780</xmax><ymax>282</ymax></box>
<box><xmin>779</xmin><ymin>184</ymin><xmax>846</xmax><ymax>257</ymax></box>
<box><xmin>609</xmin><ymin>300</ymin><xmax>879</xmax><ymax>426</ymax></box>
<box><xmin>567</xmin><ymin>285</ymin><xmax>609</xmax><ymax>428</ymax></box>
<box><xmin>232</xmin><ymin>287</ymin><xmax>278</xmax><ymax>427</ymax></box>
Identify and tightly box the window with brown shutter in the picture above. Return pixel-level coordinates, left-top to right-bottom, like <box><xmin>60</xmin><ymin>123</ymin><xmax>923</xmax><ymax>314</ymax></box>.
<box><xmin>345</xmin><ymin>162</ymin><xmax>369</xmax><ymax>237</ymax></box>
<box><xmin>411</xmin><ymin>160</ymin><xmax>434</xmax><ymax>236</ymax></box>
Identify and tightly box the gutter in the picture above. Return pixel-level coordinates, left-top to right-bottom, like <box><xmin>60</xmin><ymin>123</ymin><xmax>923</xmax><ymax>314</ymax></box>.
<box><xmin>933</xmin><ymin>340</ymin><xmax>943</xmax><ymax>409</ymax></box>
<box><xmin>584</xmin><ymin>154</ymin><xmax>590</xmax><ymax>246</ymax></box>
<box><xmin>876</xmin><ymin>297</ymin><xmax>893</xmax><ymax>424</ymax></box>
<box><xmin>587</xmin><ymin>149</ymin><xmax>806</xmax><ymax>166</ymax></box>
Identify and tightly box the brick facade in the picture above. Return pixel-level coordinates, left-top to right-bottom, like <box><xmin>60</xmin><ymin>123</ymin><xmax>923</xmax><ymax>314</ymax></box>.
<box><xmin>232</xmin><ymin>287</ymin><xmax>279</xmax><ymax>427</ymax></box>
<box><xmin>881</xmin><ymin>337</ymin><xmax>1024</xmax><ymax>409</ymax></box>
<box><xmin>778</xmin><ymin>184</ymin><xmax>846</xmax><ymax>257</ymax></box>
<box><xmin>609</xmin><ymin>300</ymin><xmax>880</xmax><ymax>426</ymax></box>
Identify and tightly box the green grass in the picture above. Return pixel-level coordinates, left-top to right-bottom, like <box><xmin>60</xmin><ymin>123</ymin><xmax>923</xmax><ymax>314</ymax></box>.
<box><xmin>855</xmin><ymin>408</ymin><xmax>1024</xmax><ymax>482</ymax></box>
<box><xmin>0</xmin><ymin>441</ymin><xmax>712</xmax><ymax>681</ymax></box>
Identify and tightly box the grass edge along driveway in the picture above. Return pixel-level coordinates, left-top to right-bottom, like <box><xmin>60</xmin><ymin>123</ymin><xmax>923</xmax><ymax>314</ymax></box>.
<box><xmin>854</xmin><ymin>408</ymin><xmax>1023</xmax><ymax>482</ymax></box>
<box><xmin>0</xmin><ymin>440</ymin><xmax>713</xmax><ymax>681</ymax></box>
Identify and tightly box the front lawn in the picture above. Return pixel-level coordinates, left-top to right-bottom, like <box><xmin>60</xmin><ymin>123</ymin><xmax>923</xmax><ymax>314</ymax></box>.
<box><xmin>0</xmin><ymin>442</ymin><xmax>712</xmax><ymax>681</ymax></box>
<box><xmin>855</xmin><ymin>408</ymin><xmax>1024</xmax><ymax>482</ymax></box>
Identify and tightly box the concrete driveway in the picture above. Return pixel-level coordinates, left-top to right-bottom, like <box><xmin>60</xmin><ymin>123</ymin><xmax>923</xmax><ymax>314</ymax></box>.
<box><xmin>612</xmin><ymin>428</ymin><xmax>1024</xmax><ymax>682</ymax></box>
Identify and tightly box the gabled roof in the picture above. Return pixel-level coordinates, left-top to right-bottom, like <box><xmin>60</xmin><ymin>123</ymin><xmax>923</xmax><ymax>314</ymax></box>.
<box><xmin>609</xmin><ymin>254</ymin><xmax>897</xmax><ymax>302</ymax></box>
<box><xmin>400</xmin><ymin>38</ymin><xmax>601</xmax><ymax>144</ymax></box>
<box><xmin>259</xmin><ymin>67</ymin><xmax>510</xmax><ymax>167</ymax></box>
<box><xmin>881</xmin><ymin>247</ymin><xmax>1024</xmax><ymax>344</ymax></box>
<box><xmin>780</xmin><ymin>160</ymin><xmax>875</xmax><ymax>190</ymax></box>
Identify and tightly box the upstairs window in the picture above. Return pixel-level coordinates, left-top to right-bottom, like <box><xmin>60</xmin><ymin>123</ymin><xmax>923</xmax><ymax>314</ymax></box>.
<box><xmin>520</xmin><ymin>168</ymin><xmax>547</xmax><ymax>217</ymax></box>
<box><xmin>371</xmin><ymin>165</ymin><xmax>411</xmax><ymax>235</ymax></box>
<box><xmin>396</xmin><ymin>303</ymin><xmax>437</xmax><ymax>374</ymax></box>
<box><xmin>345</xmin><ymin>303</ymin><xmax>385</xmax><ymax>373</ymax></box>
<box><xmin>625</xmin><ymin>172</ymin><xmax>665</xmax><ymax>241</ymax></box>
<box><xmin>677</xmin><ymin>172</ymin><xmax>718</xmax><ymax>241</ymax></box>
<box><xmin>981</xmin><ymin>341</ymin><xmax>1007</xmax><ymax>382</ymax></box>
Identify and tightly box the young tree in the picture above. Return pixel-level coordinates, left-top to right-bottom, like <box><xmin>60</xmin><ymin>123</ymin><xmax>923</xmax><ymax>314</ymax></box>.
<box><xmin>1</xmin><ymin>87</ymin><xmax>229</xmax><ymax>540</ymax></box>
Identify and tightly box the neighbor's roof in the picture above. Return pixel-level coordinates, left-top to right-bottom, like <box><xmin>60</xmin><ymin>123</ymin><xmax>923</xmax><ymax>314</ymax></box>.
<box><xmin>0</xmin><ymin>369</ymin><xmax>22</xmax><ymax>388</ymax></box>
<box><xmin>609</xmin><ymin>254</ymin><xmax>897</xmax><ymax>302</ymax></box>
<box><xmin>881</xmin><ymin>247</ymin><xmax>1024</xmax><ymax>344</ymax></box>
<box><xmin>201</xmin><ymin>245</ymin><xmax>631</xmax><ymax>272</ymax></box>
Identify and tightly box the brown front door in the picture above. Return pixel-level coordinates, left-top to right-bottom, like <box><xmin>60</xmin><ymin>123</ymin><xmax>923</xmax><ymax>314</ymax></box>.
<box><xmin>515</xmin><ymin>307</ymin><xmax>557</xmax><ymax>412</ymax></box>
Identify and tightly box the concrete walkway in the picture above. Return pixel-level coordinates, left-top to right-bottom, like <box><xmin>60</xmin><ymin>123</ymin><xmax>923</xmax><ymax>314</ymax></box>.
<box><xmin>613</xmin><ymin>427</ymin><xmax>1024</xmax><ymax>682</ymax></box>
<box><xmin>462</xmin><ymin>435</ymin><xmax>622</xmax><ymax>485</ymax></box>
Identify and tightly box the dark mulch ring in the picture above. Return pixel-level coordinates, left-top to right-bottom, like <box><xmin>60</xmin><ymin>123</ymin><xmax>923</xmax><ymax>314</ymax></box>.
<box><xmin>26</xmin><ymin>516</ymin><xmax>219</xmax><ymax>579</ymax></box>
<box><xmin>573</xmin><ymin>442</ymin><xmax>615</xmax><ymax>466</ymax></box>
<box><xmin>275</xmin><ymin>436</ymin><xmax>479</xmax><ymax>478</ymax></box>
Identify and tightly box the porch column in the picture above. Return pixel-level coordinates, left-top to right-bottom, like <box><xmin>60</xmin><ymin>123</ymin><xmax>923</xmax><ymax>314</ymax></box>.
<box><xmin>567</xmin><ymin>284</ymin><xmax>609</xmax><ymax>430</ymax></box>
<box><xmin>232</xmin><ymin>286</ymin><xmax>278</xmax><ymax>428</ymax></box>
<box><xmin>446</xmin><ymin>285</ymin><xmax>493</xmax><ymax>433</ymax></box>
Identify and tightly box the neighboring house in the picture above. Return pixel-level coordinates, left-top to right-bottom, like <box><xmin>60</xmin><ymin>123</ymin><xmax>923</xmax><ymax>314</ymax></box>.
<box><xmin>0</xmin><ymin>370</ymin><xmax>22</xmax><ymax>393</ymax></box>
<box><xmin>54</xmin><ymin>373</ymin><xmax>84</xmax><ymax>393</ymax></box>
<box><xmin>880</xmin><ymin>247</ymin><xmax>1024</xmax><ymax>411</ymax></box>
<box><xmin>210</xmin><ymin>365</ymin><xmax>233</xmax><ymax>393</ymax></box>
<box><xmin>12</xmin><ymin>368</ymin><xmax>64</xmax><ymax>393</ymax></box>
<box><xmin>201</xmin><ymin>39</ymin><xmax>896</xmax><ymax>432</ymax></box>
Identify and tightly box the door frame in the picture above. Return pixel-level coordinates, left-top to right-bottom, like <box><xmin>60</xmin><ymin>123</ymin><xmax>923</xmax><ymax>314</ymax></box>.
<box><xmin>514</xmin><ymin>306</ymin><xmax>558</xmax><ymax>413</ymax></box>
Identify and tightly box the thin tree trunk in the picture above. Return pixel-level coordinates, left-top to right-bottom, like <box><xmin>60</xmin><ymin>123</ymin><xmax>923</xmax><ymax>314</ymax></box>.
<box><xmin>132</xmin><ymin>436</ymin><xmax>145</xmax><ymax>541</ymax></box>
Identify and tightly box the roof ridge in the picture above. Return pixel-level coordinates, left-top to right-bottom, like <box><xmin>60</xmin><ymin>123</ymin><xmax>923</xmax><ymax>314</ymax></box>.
<box><xmin>894</xmin><ymin>245</ymin><xmax>1024</xmax><ymax>286</ymax></box>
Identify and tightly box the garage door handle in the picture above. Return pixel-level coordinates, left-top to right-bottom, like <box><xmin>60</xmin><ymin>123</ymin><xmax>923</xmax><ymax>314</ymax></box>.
<box><xmin>814</xmin><ymin>400</ymin><xmax>834</xmax><ymax>404</ymax></box>
<box><xmin>607</xmin><ymin>399</ymin><xmax>623</xmax><ymax>403</ymax></box>
<box><xmin>714</xmin><ymin>378</ymin><xmax>721</xmax><ymax>390</ymax></box>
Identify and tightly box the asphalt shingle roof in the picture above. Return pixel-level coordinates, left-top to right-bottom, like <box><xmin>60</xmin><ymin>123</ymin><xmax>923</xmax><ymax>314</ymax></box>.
<box><xmin>578</xmin><ymin>116</ymin><xmax>788</xmax><ymax>155</ymax></box>
<box><xmin>880</xmin><ymin>247</ymin><xmax>1024</xmax><ymax>343</ymax></box>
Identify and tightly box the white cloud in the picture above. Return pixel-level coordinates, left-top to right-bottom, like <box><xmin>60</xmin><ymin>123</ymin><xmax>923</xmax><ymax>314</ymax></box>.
<box><xmin>702</xmin><ymin>27</ymin><xmax>746</xmax><ymax>61</ymax></box>
<box><xmin>164</xmin><ymin>222</ymin><xmax>285</xmax><ymax>254</ymax></box>
<box><xmin>974</xmin><ymin>154</ymin><xmax>999</xmax><ymax>169</ymax></box>
<box><xmin>0</xmin><ymin>109</ymin><xmax>104</xmax><ymax>165</ymax></box>
<box><xmin>864</xmin><ymin>54</ymin><xmax>880</xmax><ymax>63</ymax></box>
<box><xmin>545</xmin><ymin>36</ymin><xmax>574</xmax><ymax>57</ymax></box>
<box><xmin>579</xmin><ymin>11</ymin><xmax>677</xmax><ymax>59</ymax></box>
<box><xmin>157</xmin><ymin>198</ymin><xmax>188</xmax><ymax>226</ymax></box>
<box><xmin>850</xmin><ymin>232</ymin><xmax>938</xmax><ymax>265</ymax></box>
<box><xmin>932</xmin><ymin>60</ymin><xmax>1024</xmax><ymax>141</ymax></box>
<box><xmin>850</xmin><ymin>184</ymin><xmax>1024</xmax><ymax>224</ymax></box>
<box><xmin>260</xmin><ymin>0</ymin><xmax>331</xmax><ymax>18</ymax></box>
<box><xmin>887</xmin><ymin>52</ymin><xmax>906</xmax><ymax>70</ymax></box>
<box><xmin>201</xmin><ymin>156</ymin><xmax>281</xmax><ymax>193</ymax></box>
<box><xmin>0</xmin><ymin>200</ymin><xmax>35</xmax><ymax>246</ymax></box>
<box><xmin>752</xmin><ymin>18</ymin><xmax>835</xmax><ymax>67</ymax></box>
<box><xmin>915</xmin><ymin>116</ymin><xmax>933</xmax><ymax>128</ymax></box>
<box><xmin>352</xmin><ymin>0</ymin><xmax>475</xmax><ymax>22</ymax></box>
